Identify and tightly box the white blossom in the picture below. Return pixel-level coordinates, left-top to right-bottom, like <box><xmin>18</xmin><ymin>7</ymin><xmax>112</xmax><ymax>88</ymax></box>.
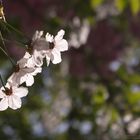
<box><xmin>45</xmin><ymin>29</ymin><xmax>68</xmax><ymax>66</ymax></box>
<box><xmin>8</xmin><ymin>52</ymin><xmax>42</xmax><ymax>87</ymax></box>
<box><xmin>32</xmin><ymin>30</ymin><xmax>44</xmax><ymax>42</ymax></box>
<box><xmin>0</xmin><ymin>83</ymin><xmax>28</xmax><ymax>111</ymax></box>
<box><xmin>28</xmin><ymin>31</ymin><xmax>49</xmax><ymax>67</ymax></box>
<box><xmin>27</xmin><ymin>50</ymin><xmax>44</xmax><ymax>67</ymax></box>
<box><xmin>0</xmin><ymin>29</ymin><xmax>69</xmax><ymax>111</ymax></box>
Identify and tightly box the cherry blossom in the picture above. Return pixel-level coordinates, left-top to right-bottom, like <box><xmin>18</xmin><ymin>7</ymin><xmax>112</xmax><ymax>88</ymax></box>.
<box><xmin>8</xmin><ymin>52</ymin><xmax>42</xmax><ymax>87</ymax></box>
<box><xmin>32</xmin><ymin>30</ymin><xmax>44</xmax><ymax>42</ymax></box>
<box><xmin>26</xmin><ymin>50</ymin><xmax>44</xmax><ymax>67</ymax></box>
<box><xmin>0</xmin><ymin>83</ymin><xmax>28</xmax><ymax>111</ymax></box>
<box><xmin>32</xmin><ymin>31</ymin><xmax>49</xmax><ymax>52</ymax></box>
<box><xmin>27</xmin><ymin>31</ymin><xmax>49</xmax><ymax>67</ymax></box>
<box><xmin>0</xmin><ymin>29</ymin><xmax>68</xmax><ymax>111</ymax></box>
<box><xmin>45</xmin><ymin>29</ymin><xmax>68</xmax><ymax>66</ymax></box>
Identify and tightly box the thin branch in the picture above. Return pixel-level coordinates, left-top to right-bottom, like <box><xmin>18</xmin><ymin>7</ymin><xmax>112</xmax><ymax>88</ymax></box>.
<box><xmin>2</xmin><ymin>38</ymin><xmax>27</xmax><ymax>48</ymax></box>
<box><xmin>0</xmin><ymin>21</ymin><xmax>30</xmax><ymax>48</ymax></box>
<box><xmin>0</xmin><ymin>31</ymin><xmax>15</xmax><ymax>66</ymax></box>
<box><xmin>0</xmin><ymin>74</ymin><xmax>6</xmax><ymax>89</ymax></box>
<box><xmin>0</xmin><ymin>46</ymin><xmax>15</xmax><ymax>66</ymax></box>
<box><xmin>4</xmin><ymin>21</ymin><xmax>30</xmax><ymax>40</ymax></box>
<box><xmin>0</xmin><ymin>31</ymin><xmax>9</xmax><ymax>53</ymax></box>
<box><xmin>0</xmin><ymin>31</ymin><xmax>4</xmax><ymax>45</ymax></box>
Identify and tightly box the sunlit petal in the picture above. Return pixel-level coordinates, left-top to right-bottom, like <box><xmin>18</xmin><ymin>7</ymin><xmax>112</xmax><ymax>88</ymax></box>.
<box><xmin>0</xmin><ymin>97</ymin><xmax>8</xmax><ymax>111</ymax></box>
<box><xmin>56</xmin><ymin>39</ymin><xmax>68</xmax><ymax>52</ymax></box>
<box><xmin>51</xmin><ymin>48</ymin><xmax>62</xmax><ymax>64</ymax></box>
<box><xmin>13</xmin><ymin>87</ymin><xmax>28</xmax><ymax>98</ymax></box>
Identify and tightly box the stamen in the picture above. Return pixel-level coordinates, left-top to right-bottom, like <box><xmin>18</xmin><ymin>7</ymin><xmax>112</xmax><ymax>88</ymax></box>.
<box><xmin>14</xmin><ymin>64</ymin><xmax>20</xmax><ymax>72</ymax></box>
<box><xmin>26</xmin><ymin>40</ymin><xmax>33</xmax><ymax>54</ymax></box>
<box><xmin>49</xmin><ymin>42</ymin><xmax>55</xmax><ymax>49</ymax></box>
<box><xmin>27</xmin><ymin>46</ymin><xmax>33</xmax><ymax>55</ymax></box>
<box><xmin>2</xmin><ymin>87</ymin><xmax>13</xmax><ymax>96</ymax></box>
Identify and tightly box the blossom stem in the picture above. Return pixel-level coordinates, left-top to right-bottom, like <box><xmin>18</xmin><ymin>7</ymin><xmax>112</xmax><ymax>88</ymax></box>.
<box><xmin>0</xmin><ymin>31</ymin><xmax>4</xmax><ymax>45</ymax></box>
<box><xmin>0</xmin><ymin>46</ymin><xmax>15</xmax><ymax>66</ymax></box>
<box><xmin>0</xmin><ymin>21</ymin><xmax>29</xmax><ymax>47</ymax></box>
<box><xmin>4</xmin><ymin>21</ymin><xmax>30</xmax><ymax>40</ymax></box>
<box><xmin>0</xmin><ymin>74</ymin><xmax>6</xmax><ymax>90</ymax></box>
<box><xmin>0</xmin><ymin>32</ymin><xmax>15</xmax><ymax>66</ymax></box>
<box><xmin>2</xmin><ymin>38</ymin><xmax>27</xmax><ymax>48</ymax></box>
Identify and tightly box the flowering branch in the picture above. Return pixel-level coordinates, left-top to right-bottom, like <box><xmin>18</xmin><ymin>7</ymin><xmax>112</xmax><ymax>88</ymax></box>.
<box><xmin>0</xmin><ymin>3</ymin><xmax>68</xmax><ymax>111</ymax></box>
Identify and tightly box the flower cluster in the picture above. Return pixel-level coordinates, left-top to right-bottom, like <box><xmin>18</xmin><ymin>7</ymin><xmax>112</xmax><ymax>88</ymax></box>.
<box><xmin>0</xmin><ymin>29</ymin><xmax>68</xmax><ymax>111</ymax></box>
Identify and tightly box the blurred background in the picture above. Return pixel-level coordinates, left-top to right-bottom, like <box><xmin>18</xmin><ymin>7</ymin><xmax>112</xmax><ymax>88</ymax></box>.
<box><xmin>0</xmin><ymin>0</ymin><xmax>140</xmax><ymax>140</ymax></box>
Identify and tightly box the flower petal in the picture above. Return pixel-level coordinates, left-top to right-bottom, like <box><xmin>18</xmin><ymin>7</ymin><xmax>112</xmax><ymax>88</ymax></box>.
<box><xmin>0</xmin><ymin>97</ymin><xmax>8</xmax><ymax>111</ymax></box>
<box><xmin>45</xmin><ymin>51</ymin><xmax>51</xmax><ymax>66</ymax></box>
<box><xmin>51</xmin><ymin>48</ymin><xmax>62</xmax><ymax>64</ymax></box>
<box><xmin>25</xmin><ymin>74</ymin><xmax>34</xmax><ymax>86</ymax></box>
<box><xmin>23</xmin><ymin>67</ymin><xmax>35</xmax><ymax>73</ymax></box>
<box><xmin>26</xmin><ymin>57</ymin><xmax>35</xmax><ymax>67</ymax></box>
<box><xmin>7</xmin><ymin>73</ymin><xmax>21</xmax><ymax>86</ymax></box>
<box><xmin>8</xmin><ymin>96</ymin><xmax>17</xmax><ymax>110</ymax></box>
<box><xmin>23</xmin><ymin>52</ymin><xmax>31</xmax><ymax>59</ymax></box>
<box><xmin>34</xmin><ymin>39</ymin><xmax>49</xmax><ymax>51</ymax></box>
<box><xmin>0</xmin><ymin>90</ymin><xmax>5</xmax><ymax>98</ymax></box>
<box><xmin>31</xmin><ymin>67</ymin><xmax>42</xmax><ymax>76</ymax></box>
<box><xmin>38</xmin><ymin>31</ymin><xmax>44</xmax><ymax>39</ymax></box>
<box><xmin>20</xmin><ymin>74</ymin><xmax>27</xmax><ymax>85</ymax></box>
<box><xmin>33</xmin><ymin>50</ymin><xmax>44</xmax><ymax>67</ymax></box>
<box><xmin>56</xmin><ymin>39</ymin><xmax>68</xmax><ymax>52</ymax></box>
<box><xmin>13</xmin><ymin>87</ymin><xmax>28</xmax><ymax>98</ymax></box>
<box><xmin>55</xmin><ymin>30</ymin><xmax>65</xmax><ymax>42</ymax></box>
<box><xmin>32</xmin><ymin>30</ymin><xmax>43</xmax><ymax>41</ymax></box>
<box><xmin>8</xmin><ymin>95</ymin><xmax>21</xmax><ymax>110</ymax></box>
<box><xmin>20</xmin><ymin>74</ymin><xmax>34</xmax><ymax>87</ymax></box>
<box><xmin>17</xmin><ymin>57</ymin><xmax>28</xmax><ymax>68</ymax></box>
<box><xmin>46</xmin><ymin>56</ymin><xmax>50</xmax><ymax>66</ymax></box>
<box><xmin>45</xmin><ymin>33</ymin><xmax>54</xmax><ymax>42</ymax></box>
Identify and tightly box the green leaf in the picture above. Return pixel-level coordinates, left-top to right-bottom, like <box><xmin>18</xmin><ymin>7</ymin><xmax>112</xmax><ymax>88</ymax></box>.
<box><xmin>92</xmin><ymin>85</ymin><xmax>107</xmax><ymax>105</ymax></box>
<box><xmin>127</xmin><ymin>92</ymin><xmax>140</xmax><ymax>104</ymax></box>
<box><xmin>91</xmin><ymin>0</ymin><xmax>103</xmax><ymax>9</ymax></box>
<box><xmin>130</xmin><ymin>0</ymin><xmax>140</xmax><ymax>15</ymax></box>
<box><xmin>115</xmin><ymin>0</ymin><xmax>127</xmax><ymax>12</ymax></box>
<box><xmin>129</xmin><ymin>74</ymin><xmax>140</xmax><ymax>84</ymax></box>
<box><xmin>111</xmin><ymin>108</ymin><xmax>119</xmax><ymax>122</ymax></box>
